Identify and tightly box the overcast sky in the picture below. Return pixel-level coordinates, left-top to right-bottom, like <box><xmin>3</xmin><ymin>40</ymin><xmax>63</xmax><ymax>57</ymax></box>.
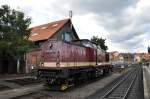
<box><xmin>1</xmin><ymin>0</ymin><xmax>150</xmax><ymax>53</ymax></box>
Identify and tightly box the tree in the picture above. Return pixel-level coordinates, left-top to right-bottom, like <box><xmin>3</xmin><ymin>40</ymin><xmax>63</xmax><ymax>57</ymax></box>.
<box><xmin>0</xmin><ymin>5</ymin><xmax>32</xmax><ymax>73</ymax></box>
<box><xmin>90</xmin><ymin>36</ymin><xmax>108</xmax><ymax>51</ymax></box>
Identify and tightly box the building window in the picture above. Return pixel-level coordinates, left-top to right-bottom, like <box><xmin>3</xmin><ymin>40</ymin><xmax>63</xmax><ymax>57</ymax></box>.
<box><xmin>63</xmin><ymin>32</ymin><xmax>73</xmax><ymax>42</ymax></box>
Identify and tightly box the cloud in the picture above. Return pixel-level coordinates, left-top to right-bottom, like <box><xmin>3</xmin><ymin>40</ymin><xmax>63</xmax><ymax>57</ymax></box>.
<box><xmin>1</xmin><ymin>0</ymin><xmax>150</xmax><ymax>52</ymax></box>
<box><xmin>65</xmin><ymin>0</ymin><xmax>138</xmax><ymax>15</ymax></box>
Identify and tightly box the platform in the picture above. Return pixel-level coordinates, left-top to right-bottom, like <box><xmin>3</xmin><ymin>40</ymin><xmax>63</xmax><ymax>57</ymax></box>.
<box><xmin>143</xmin><ymin>66</ymin><xmax>150</xmax><ymax>99</ymax></box>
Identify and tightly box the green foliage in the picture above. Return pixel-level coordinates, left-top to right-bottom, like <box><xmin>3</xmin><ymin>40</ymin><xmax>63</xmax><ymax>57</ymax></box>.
<box><xmin>0</xmin><ymin>5</ymin><xmax>32</xmax><ymax>59</ymax></box>
<box><xmin>90</xmin><ymin>36</ymin><xmax>108</xmax><ymax>51</ymax></box>
<box><xmin>140</xmin><ymin>58</ymin><xmax>146</xmax><ymax>64</ymax></box>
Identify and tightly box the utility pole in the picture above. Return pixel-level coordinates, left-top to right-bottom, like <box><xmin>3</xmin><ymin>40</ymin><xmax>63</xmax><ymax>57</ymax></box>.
<box><xmin>69</xmin><ymin>10</ymin><xmax>73</xmax><ymax>30</ymax></box>
<box><xmin>69</xmin><ymin>10</ymin><xmax>73</xmax><ymax>19</ymax></box>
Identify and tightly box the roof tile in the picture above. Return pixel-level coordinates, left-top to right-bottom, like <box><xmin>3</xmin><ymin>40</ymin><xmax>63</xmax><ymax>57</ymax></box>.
<box><xmin>29</xmin><ymin>18</ymin><xmax>70</xmax><ymax>42</ymax></box>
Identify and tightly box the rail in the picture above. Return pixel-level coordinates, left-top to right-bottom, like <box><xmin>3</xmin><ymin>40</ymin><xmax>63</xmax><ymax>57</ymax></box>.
<box><xmin>100</xmin><ymin>66</ymin><xmax>140</xmax><ymax>99</ymax></box>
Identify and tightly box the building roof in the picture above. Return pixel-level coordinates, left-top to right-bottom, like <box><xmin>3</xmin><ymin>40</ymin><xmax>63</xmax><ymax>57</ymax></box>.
<box><xmin>28</xmin><ymin>19</ymin><xmax>70</xmax><ymax>42</ymax></box>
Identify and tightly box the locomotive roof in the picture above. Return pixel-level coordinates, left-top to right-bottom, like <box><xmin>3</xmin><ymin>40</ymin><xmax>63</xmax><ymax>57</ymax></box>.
<box><xmin>73</xmin><ymin>39</ymin><xmax>90</xmax><ymax>42</ymax></box>
<box><xmin>28</xmin><ymin>18</ymin><xmax>79</xmax><ymax>42</ymax></box>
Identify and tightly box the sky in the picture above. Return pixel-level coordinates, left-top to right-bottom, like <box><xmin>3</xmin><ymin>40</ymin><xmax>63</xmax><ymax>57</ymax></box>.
<box><xmin>1</xmin><ymin>0</ymin><xmax>150</xmax><ymax>53</ymax></box>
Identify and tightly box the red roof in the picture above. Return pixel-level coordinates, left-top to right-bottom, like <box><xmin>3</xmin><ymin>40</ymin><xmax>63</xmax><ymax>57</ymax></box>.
<box><xmin>28</xmin><ymin>19</ymin><xmax>70</xmax><ymax>42</ymax></box>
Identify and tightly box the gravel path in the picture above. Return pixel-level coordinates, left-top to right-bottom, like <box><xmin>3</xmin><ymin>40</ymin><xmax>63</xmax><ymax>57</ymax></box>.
<box><xmin>0</xmin><ymin>84</ymin><xmax>44</xmax><ymax>99</ymax></box>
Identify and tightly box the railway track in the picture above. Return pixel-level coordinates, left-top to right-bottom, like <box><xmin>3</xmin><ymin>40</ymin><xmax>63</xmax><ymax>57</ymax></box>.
<box><xmin>1</xmin><ymin>67</ymin><xmax>137</xmax><ymax>99</ymax></box>
<box><xmin>100</xmin><ymin>66</ymin><xmax>141</xmax><ymax>99</ymax></box>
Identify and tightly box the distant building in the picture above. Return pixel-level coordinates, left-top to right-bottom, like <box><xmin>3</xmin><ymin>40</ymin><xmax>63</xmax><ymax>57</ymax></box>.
<box><xmin>109</xmin><ymin>51</ymin><xmax>120</xmax><ymax>62</ymax></box>
<box><xmin>134</xmin><ymin>53</ymin><xmax>143</xmax><ymax>62</ymax></box>
<box><xmin>144</xmin><ymin>53</ymin><xmax>150</xmax><ymax>62</ymax></box>
<box><xmin>134</xmin><ymin>52</ymin><xmax>150</xmax><ymax>62</ymax></box>
<box><xmin>109</xmin><ymin>52</ymin><xmax>134</xmax><ymax>64</ymax></box>
<box><xmin>120</xmin><ymin>53</ymin><xmax>135</xmax><ymax>63</ymax></box>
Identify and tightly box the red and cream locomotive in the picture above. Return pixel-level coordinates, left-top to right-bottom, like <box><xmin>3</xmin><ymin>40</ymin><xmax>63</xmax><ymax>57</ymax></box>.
<box><xmin>29</xmin><ymin>39</ymin><xmax>111</xmax><ymax>90</ymax></box>
<box><xmin>27</xmin><ymin>19</ymin><xmax>112</xmax><ymax>90</ymax></box>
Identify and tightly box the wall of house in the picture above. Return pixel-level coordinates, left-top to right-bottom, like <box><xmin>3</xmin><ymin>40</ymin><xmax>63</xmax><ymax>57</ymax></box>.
<box><xmin>50</xmin><ymin>21</ymin><xmax>78</xmax><ymax>41</ymax></box>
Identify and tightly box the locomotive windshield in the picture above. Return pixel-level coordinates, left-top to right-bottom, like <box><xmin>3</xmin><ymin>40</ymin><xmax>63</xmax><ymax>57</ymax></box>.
<box><xmin>82</xmin><ymin>42</ymin><xmax>93</xmax><ymax>48</ymax></box>
<box><xmin>80</xmin><ymin>39</ymin><xmax>94</xmax><ymax>48</ymax></box>
<box><xmin>72</xmin><ymin>39</ymin><xmax>98</xmax><ymax>49</ymax></box>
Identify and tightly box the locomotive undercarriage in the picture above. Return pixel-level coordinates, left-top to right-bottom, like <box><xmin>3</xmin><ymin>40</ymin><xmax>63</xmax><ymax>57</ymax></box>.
<box><xmin>32</xmin><ymin>66</ymin><xmax>112</xmax><ymax>91</ymax></box>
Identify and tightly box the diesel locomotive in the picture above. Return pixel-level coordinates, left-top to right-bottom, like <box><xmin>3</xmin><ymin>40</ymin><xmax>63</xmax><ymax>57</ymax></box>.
<box><xmin>28</xmin><ymin>39</ymin><xmax>112</xmax><ymax>90</ymax></box>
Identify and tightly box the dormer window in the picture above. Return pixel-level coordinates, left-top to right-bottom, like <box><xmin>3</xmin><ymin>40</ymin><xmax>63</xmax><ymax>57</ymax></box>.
<box><xmin>31</xmin><ymin>32</ymin><xmax>38</xmax><ymax>36</ymax></box>
<box><xmin>52</xmin><ymin>24</ymin><xmax>58</xmax><ymax>27</ymax></box>
<box><xmin>41</xmin><ymin>26</ymin><xmax>48</xmax><ymax>29</ymax></box>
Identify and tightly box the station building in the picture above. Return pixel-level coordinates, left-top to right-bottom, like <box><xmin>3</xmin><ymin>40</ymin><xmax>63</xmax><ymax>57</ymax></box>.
<box><xmin>26</xmin><ymin>18</ymin><xmax>79</xmax><ymax>73</ymax></box>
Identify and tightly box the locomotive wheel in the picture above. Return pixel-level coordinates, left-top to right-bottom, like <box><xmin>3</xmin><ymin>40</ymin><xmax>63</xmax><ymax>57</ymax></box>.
<box><xmin>60</xmin><ymin>84</ymin><xmax>68</xmax><ymax>91</ymax></box>
<box><xmin>45</xmin><ymin>84</ymin><xmax>68</xmax><ymax>91</ymax></box>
